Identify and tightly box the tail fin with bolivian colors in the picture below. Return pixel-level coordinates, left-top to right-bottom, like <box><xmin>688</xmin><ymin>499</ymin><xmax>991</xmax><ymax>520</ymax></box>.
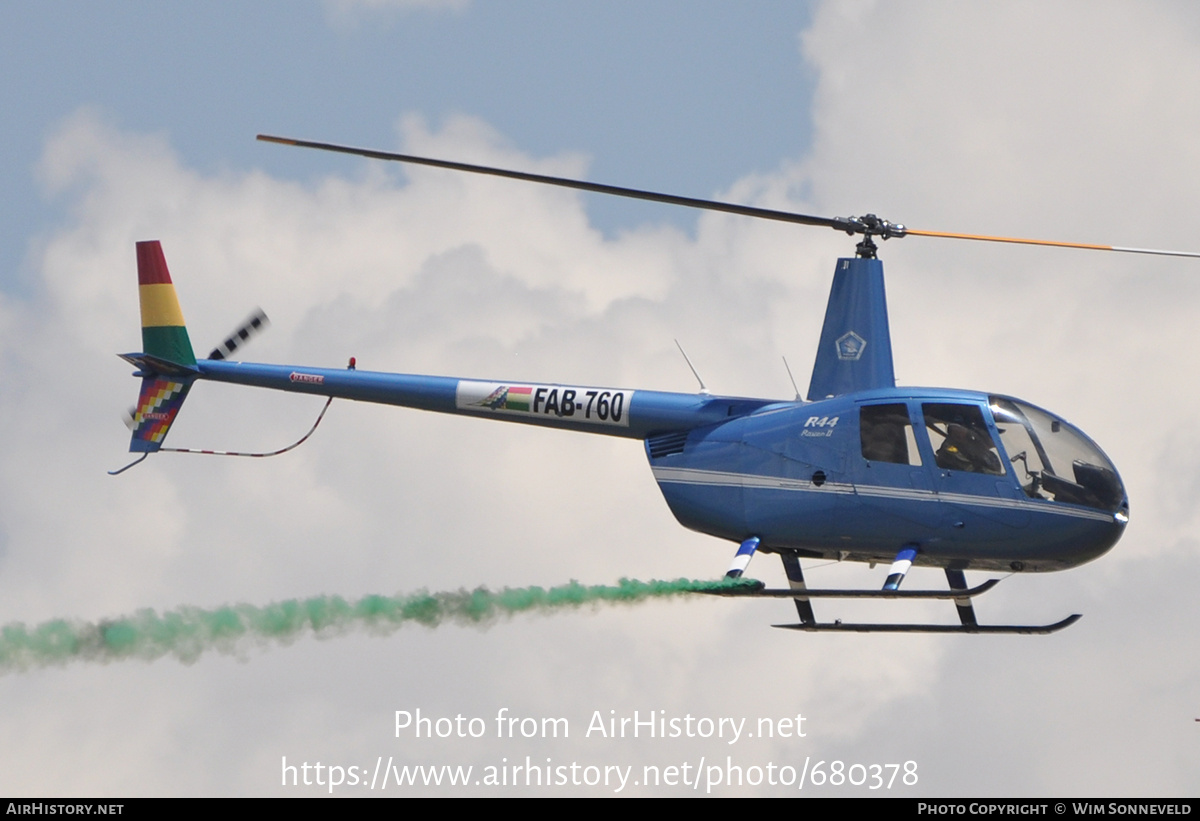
<box><xmin>122</xmin><ymin>241</ymin><xmax>197</xmax><ymax>452</ymax></box>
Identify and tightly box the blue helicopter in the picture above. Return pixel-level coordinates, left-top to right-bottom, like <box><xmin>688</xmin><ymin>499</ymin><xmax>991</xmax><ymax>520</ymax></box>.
<box><xmin>116</xmin><ymin>135</ymin><xmax>1194</xmax><ymax>634</ymax></box>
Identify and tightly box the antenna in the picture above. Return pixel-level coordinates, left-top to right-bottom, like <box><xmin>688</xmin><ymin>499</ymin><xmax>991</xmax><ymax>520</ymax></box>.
<box><xmin>782</xmin><ymin>356</ymin><xmax>802</xmax><ymax>401</ymax></box>
<box><xmin>674</xmin><ymin>339</ymin><xmax>711</xmax><ymax>395</ymax></box>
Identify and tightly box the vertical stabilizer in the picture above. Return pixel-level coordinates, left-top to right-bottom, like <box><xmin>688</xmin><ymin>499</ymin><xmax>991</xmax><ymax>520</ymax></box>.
<box><xmin>806</xmin><ymin>256</ymin><xmax>895</xmax><ymax>400</ymax></box>
<box><xmin>126</xmin><ymin>241</ymin><xmax>197</xmax><ymax>453</ymax></box>
<box><xmin>128</xmin><ymin>375</ymin><xmax>195</xmax><ymax>452</ymax></box>
<box><xmin>137</xmin><ymin>240</ymin><xmax>196</xmax><ymax>367</ymax></box>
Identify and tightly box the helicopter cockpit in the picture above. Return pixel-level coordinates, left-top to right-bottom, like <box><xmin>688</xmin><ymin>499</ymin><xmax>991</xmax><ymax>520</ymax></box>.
<box><xmin>988</xmin><ymin>396</ymin><xmax>1125</xmax><ymax>514</ymax></box>
<box><xmin>857</xmin><ymin>395</ymin><xmax>1126</xmax><ymax>516</ymax></box>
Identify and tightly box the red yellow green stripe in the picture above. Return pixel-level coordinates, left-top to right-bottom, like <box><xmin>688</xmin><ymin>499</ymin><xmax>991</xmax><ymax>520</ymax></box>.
<box><xmin>136</xmin><ymin>241</ymin><xmax>195</xmax><ymax>366</ymax></box>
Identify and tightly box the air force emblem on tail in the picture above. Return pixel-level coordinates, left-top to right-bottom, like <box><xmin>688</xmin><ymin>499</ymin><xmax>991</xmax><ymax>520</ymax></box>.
<box><xmin>456</xmin><ymin>381</ymin><xmax>633</xmax><ymax>427</ymax></box>
<box><xmin>835</xmin><ymin>331</ymin><xmax>866</xmax><ymax>361</ymax></box>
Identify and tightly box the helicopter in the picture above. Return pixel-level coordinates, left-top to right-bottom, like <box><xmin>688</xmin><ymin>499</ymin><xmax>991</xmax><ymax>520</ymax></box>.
<box><xmin>113</xmin><ymin>134</ymin><xmax>1194</xmax><ymax>634</ymax></box>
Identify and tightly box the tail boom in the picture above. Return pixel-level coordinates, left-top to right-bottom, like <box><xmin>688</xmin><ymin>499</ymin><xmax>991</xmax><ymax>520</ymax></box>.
<box><xmin>194</xmin><ymin>359</ymin><xmax>770</xmax><ymax>440</ymax></box>
<box><xmin>119</xmin><ymin>241</ymin><xmax>778</xmax><ymax>454</ymax></box>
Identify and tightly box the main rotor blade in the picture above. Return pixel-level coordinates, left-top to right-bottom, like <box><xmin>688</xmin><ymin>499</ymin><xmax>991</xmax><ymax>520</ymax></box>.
<box><xmin>259</xmin><ymin>134</ymin><xmax>1200</xmax><ymax>258</ymax></box>
<box><xmin>906</xmin><ymin>228</ymin><xmax>1200</xmax><ymax>259</ymax></box>
<box><xmin>257</xmin><ymin>134</ymin><xmax>850</xmax><ymax>232</ymax></box>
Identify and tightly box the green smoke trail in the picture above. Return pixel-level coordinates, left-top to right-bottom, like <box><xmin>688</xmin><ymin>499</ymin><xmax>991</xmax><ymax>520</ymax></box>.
<box><xmin>0</xmin><ymin>577</ymin><xmax>753</xmax><ymax>673</ymax></box>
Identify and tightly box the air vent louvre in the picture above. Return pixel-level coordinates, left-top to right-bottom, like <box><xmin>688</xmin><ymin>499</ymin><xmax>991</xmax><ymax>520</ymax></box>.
<box><xmin>647</xmin><ymin>431</ymin><xmax>689</xmax><ymax>459</ymax></box>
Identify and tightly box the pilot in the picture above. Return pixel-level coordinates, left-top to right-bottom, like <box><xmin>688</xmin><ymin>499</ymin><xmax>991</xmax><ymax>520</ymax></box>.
<box><xmin>936</xmin><ymin>422</ymin><xmax>1002</xmax><ymax>474</ymax></box>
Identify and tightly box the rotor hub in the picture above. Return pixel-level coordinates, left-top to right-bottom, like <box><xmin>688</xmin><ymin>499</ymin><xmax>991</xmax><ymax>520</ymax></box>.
<box><xmin>831</xmin><ymin>214</ymin><xmax>907</xmax><ymax>258</ymax></box>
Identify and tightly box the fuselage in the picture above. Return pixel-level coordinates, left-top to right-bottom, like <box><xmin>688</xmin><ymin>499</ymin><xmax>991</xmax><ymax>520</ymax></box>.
<box><xmin>648</xmin><ymin>386</ymin><xmax>1127</xmax><ymax>572</ymax></box>
<box><xmin>188</xmin><ymin>360</ymin><xmax>1126</xmax><ymax>573</ymax></box>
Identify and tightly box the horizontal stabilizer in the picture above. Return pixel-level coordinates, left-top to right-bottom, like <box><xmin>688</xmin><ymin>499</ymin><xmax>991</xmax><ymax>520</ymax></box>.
<box><xmin>118</xmin><ymin>352</ymin><xmax>201</xmax><ymax>377</ymax></box>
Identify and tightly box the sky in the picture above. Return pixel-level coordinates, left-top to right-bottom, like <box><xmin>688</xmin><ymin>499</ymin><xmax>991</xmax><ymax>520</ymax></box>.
<box><xmin>0</xmin><ymin>0</ymin><xmax>1198</xmax><ymax>797</ymax></box>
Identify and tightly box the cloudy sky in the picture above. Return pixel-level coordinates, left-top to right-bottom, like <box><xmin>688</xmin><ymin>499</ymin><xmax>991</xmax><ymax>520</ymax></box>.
<box><xmin>1</xmin><ymin>0</ymin><xmax>1198</xmax><ymax>797</ymax></box>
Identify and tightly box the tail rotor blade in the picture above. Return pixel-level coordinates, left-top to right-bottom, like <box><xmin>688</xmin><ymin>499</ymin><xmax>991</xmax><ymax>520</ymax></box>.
<box><xmin>208</xmin><ymin>308</ymin><xmax>270</xmax><ymax>361</ymax></box>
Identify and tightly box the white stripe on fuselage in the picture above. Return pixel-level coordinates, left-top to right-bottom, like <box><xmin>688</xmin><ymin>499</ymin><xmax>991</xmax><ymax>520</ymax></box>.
<box><xmin>650</xmin><ymin>466</ymin><xmax>1115</xmax><ymax>523</ymax></box>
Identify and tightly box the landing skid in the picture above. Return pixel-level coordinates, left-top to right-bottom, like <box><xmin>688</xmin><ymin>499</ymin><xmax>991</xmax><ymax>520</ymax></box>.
<box><xmin>772</xmin><ymin>614</ymin><xmax>1081</xmax><ymax>634</ymax></box>
<box><xmin>717</xmin><ymin>546</ymin><xmax>1081</xmax><ymax>634</ymax></box>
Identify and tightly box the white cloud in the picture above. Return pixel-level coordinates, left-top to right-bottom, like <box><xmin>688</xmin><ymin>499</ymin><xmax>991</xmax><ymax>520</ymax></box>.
<box><xmin>0</xmin><ymin>106</ymin><xmax>944</xmax><ymax>795</ymax></box>
<box><xmin>3</xmin><ymin>2</ymin><xmax>1200</xmax><ymax>795</ymax></box>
